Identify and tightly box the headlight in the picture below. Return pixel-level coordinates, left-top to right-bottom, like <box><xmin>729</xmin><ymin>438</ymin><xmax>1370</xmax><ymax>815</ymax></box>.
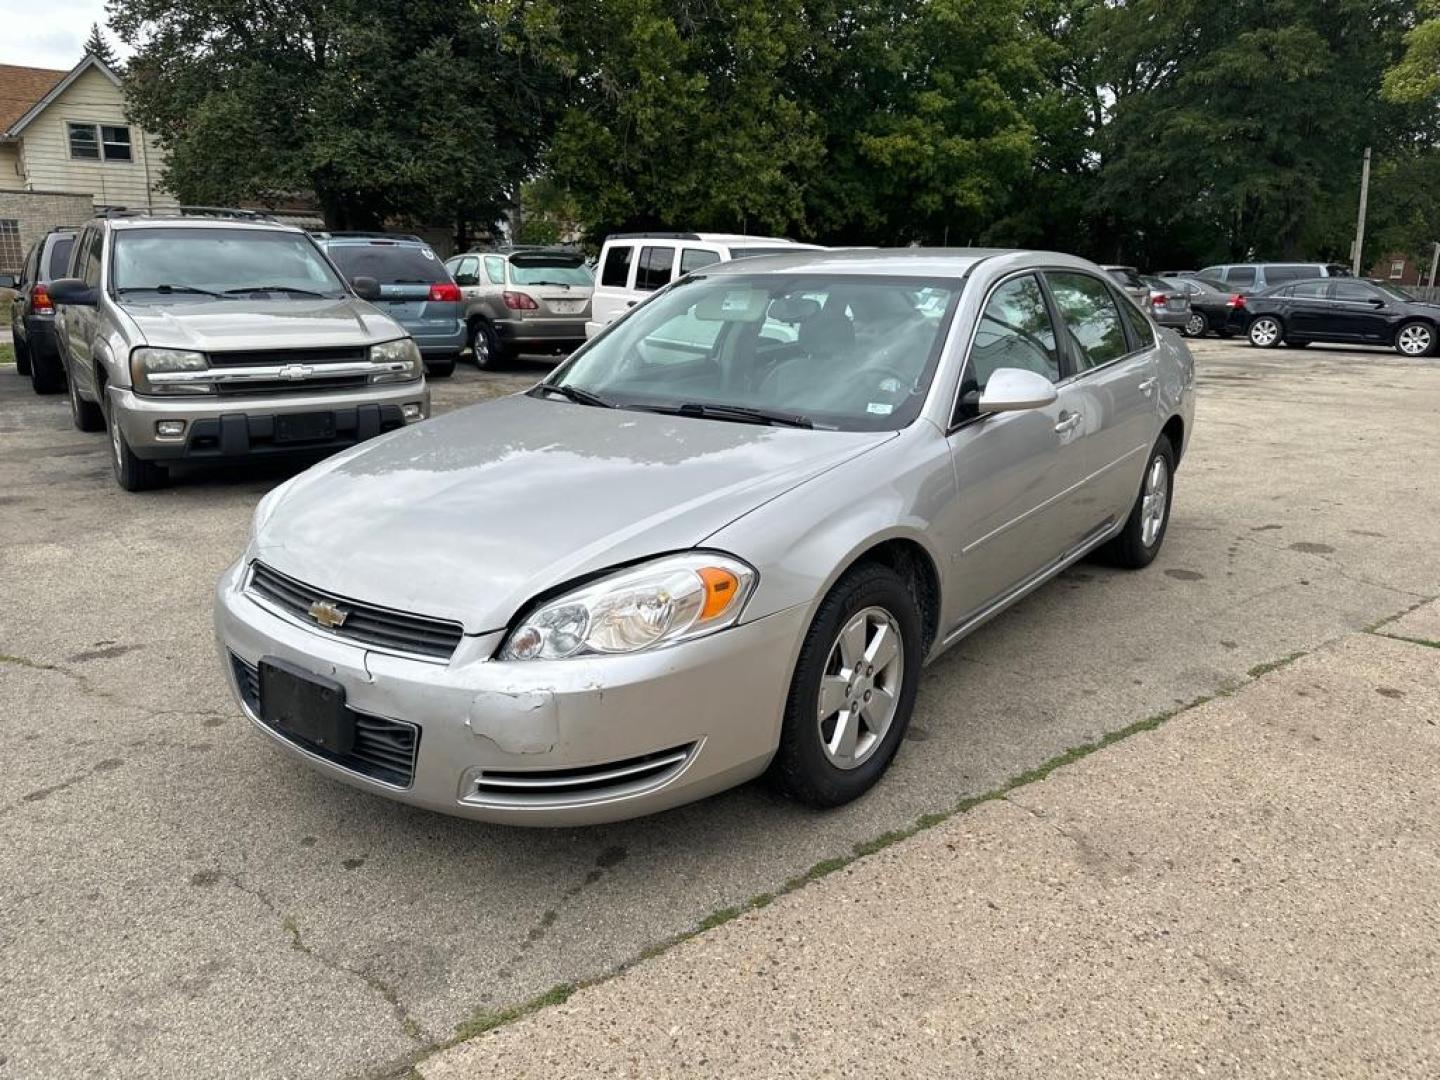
<box><xmin>500</xmin><ymin>553</ymin><xmax>757</xmax><ymax>661</ymax></box>
<box><xmin>130</xmin><ymin>347</ymin><xmax>212</xmax><ymax>395</ymax></box>
<box><xmin>368</xmin><ymin>338</ymin><xmax>423</xmax><ymax>383</ymax></box>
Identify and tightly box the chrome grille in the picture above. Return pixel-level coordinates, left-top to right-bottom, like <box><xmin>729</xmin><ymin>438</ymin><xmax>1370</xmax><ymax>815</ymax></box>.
<box><xmin>470</xmin><ymin>745</ymin><xmax>694</xmax><ymax>806</ymax></box>
<box><xmin>231</xmin><ymin>654</ymin><xmax>419</xmax><ymax>787</ymax></box>
<box><xmin>216</xmin><ymin>374</ymin><xmax>368</xmax><ymax>396</ymax></box>
<box><xmin>247</xmin><ymin>561</ymin><xmax>464</xmax><ymax>661</ymax></box>
<box><xmin>209</xmin><ymin>346</ymin><xmax>369</xmax><ymax>367</ymax></box>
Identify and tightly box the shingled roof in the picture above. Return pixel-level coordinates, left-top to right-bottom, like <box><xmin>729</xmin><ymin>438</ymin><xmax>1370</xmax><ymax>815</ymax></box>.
<box><xmin>0</xmin><ymin>63</ymin><xmax>67</xmax><ymax>135</ymax></box>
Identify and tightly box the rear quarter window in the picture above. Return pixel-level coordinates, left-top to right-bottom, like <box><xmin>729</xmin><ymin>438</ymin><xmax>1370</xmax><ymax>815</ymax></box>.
<box><xmin>45</xmin><ymin>237</ymin><xmax>75</xmax><ymax>280</ymax></box>
<box><xmin>600</xmin><ymin>245</ymin><xmax>634</xmax><ymax>288</ymax></box>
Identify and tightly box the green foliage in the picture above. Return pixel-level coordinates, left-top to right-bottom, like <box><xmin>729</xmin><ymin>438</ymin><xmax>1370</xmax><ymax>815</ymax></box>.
<box><xmin>84</xmin><ymin>23</ymin><xmax>121</xmax><ymax>68</ymax></box>
<box><xmin>109</xmin><ymin>0</ymin><xmax>557</xmax><ymax>231</ymax></box>
<box><xmin>1384</xmin><ymin>0</ymin><xmax>1440</xmax><ymax>103</ymax></box>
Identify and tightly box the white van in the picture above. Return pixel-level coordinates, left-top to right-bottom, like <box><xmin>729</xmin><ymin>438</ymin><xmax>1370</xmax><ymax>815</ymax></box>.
<box><xmin>585</xmin><ymin>232</ymin><xmax>822</xmax><ymax>337</ymax></box>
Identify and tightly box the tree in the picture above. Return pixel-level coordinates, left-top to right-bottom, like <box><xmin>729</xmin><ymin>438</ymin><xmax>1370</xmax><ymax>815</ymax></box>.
<box><xmin>1383</xmin><ymin>0</ymin><xmax>1440</xmax><ymax>103</ymax></box>
<box><xmin>84</xmin><ymin>22</ymin><xmax>120</xmax><ymax>69</ymax></box>
<box><xmin>109</xmin><ymin>0</ymin><xmax>558</xmax><ymax>232</ymax></box>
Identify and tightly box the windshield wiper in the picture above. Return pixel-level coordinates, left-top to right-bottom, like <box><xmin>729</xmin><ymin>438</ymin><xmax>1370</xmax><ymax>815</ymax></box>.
<box><xmin>642</xmin><ymin>402</ymin><xmax>813</xmax><ymax>429</ymax></box>
<box><xmin>536</xmin><ymin>383</ymin><xmax>614</xmax><ymax>408</ymax></box>
<box><xmin>117</xmin><ymin>284</ymin><xmax>225</xmax><ymax>298</ymax></box>
<box><xmin>224</xmin><ymin>285</ymin><xmax>329</xmax><ymax>297</ymax></box>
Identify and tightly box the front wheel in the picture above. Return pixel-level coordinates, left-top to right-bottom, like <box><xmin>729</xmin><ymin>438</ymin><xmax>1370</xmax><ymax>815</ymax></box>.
<box><xmin>106</xmin><ymin>402</ymin><xmax>167</xmax><ymax>491</ymax></box>
<box><xmin>1395</xmin><ymin>321</ymin><xmax>1435</xmax><ymax>358</ymax></box>
<box><xmin>769</xmin><ymin>563</ymin><xmax>922</xmax><ymax>808</ymax></box>
<box><xmin>1183</xmin><ymin>311</ymin><xmax>1208</xmax><ymax>337</ymax></box>
<box><xmin>1248</xmin><ymin>315</ymin><xmax>1282</xmax><ymax>349</ymax></box>
<box><xmin>1100</xmin><ymin>436</ymin><xmax>1175</xmax><ymax>570</ymax></box>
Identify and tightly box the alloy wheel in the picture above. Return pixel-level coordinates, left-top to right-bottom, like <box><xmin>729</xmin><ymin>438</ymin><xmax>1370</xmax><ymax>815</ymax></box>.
<box><xmin>1141</xmin><ymin>454</ymin><xmax>1169</xmax><ymax>548</ymax></box>
<box><xmin>1185</xmin><ymin>313</ymin><xmax>1205</xmax><ymax>337</ymax></box>
<box><xmin>1397</xmin><ymin>324</ymin><xmax>1432</xmax><ymax>356</ymax></box>
<box><xmin>471</xmin><ymin>324</ymin><xmax>490</xmax><ymax>364</ymax></box>
<box><xmin>816</xmin><ymin>606</ymin><xmax>904</xmax><ymax>770</ymax></box>
<box><xmin>1249</xmin><ymin>318</ymin><xmax>1280</xmax><ymax>347</ymax></box>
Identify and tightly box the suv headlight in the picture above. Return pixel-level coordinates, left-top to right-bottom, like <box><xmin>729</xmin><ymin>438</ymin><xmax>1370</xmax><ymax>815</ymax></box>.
<box><xmin>500</xmin><ymin>553</ymin><xmax>757</xmax><ymax>661</ymax></box>
<box><xmin>368</xmin><ymin>338</ymin><xmax>423</xmax><ymax>383</ymax></box>
<box><xmin>131</xmin><ymin>347</ymin><xmax>212</xmax><ymax>395</ymax></box>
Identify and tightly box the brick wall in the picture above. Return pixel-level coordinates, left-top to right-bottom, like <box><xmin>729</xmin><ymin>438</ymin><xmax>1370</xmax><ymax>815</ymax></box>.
<box><xmin>0</xmin><ymin>189</ymin><xmax>95</xmax><ymax>274</ymax></box>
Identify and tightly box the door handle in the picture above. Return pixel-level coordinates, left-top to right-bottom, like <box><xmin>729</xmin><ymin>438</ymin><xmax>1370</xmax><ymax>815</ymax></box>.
<box><xmin>1138</xmin><ymin>377</ymin><xmax>1157</xmax><ymax>396</ymax></box>
<box><xmin>1054</xmin><ymin>411</ymin><xmax>1082</xmax><ymax>434</ymax></box>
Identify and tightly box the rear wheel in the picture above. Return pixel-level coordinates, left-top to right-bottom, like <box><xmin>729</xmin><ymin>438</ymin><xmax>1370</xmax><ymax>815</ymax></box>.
<box><xmin>1248</xmin><ymin>315</ymin><xmax>1282</xmax><ymax>348</ymax></box>
<box><xmin>105</xmin><ymin>399</ymin><xmax>167</xmax><ymax>492</ymax></box>
<box><xmin>14</xmin><ymin>331</ymin><xmax>32</xmax><ymax>376</ymax></box>
<box><xmin>1100</xmin><ymin>436</ymin><xmax>1174</xmax><ymax>569</ymax></box>
<box><xmin>769</xmin><ymin>563</ymin><xmax>921</xmax><ymax>808</ymax></box>
<box><xmin>1183</xmin><ymin>311</ymin><xmax>1208</xmax><ymax>337</ymax></box>
<box><xmin>425</xmin><ymin>356</ymin><xmax>455</xmax><ymax>378</ymax></box>
<box><xmin>68</xmin><ymin>369</ymin><xmax>105</xmax><ymax>432</ymax></box>
<box><xmin>1395</xmin><ymin>320</ymin><xmax>1435</xmax><ymax>358</ymax></box>
<box><xmin>470</xmin><ymin>319</ymin><xmax>506</xmax><ymax>370</ymax></box>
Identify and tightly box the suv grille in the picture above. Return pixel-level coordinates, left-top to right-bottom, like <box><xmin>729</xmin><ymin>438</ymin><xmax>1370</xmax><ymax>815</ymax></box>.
<box><xmin>209</xmin><ymin>346</ymin><xmax>369</xmax><ymax>367</ymax></box>
<box><xmin>231</xmin><ymin>654</ymin><xmax>419</xmax><ymax>786</ymax></box>
<box><xmin>247</xmin><ymin>562</ymin><xmax>464</xmax><ymax>661</ymax></box>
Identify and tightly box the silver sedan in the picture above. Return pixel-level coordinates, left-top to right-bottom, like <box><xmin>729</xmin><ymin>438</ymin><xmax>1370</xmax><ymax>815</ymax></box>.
<box><xmin>215</xmin><ymin>249</ymin><xmax>1196</xmax><ymax>825</ymax></box>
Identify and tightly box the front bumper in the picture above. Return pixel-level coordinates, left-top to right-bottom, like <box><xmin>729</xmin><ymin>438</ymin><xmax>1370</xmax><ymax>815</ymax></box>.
<box><xmin>214</xmin><ymin>559</ymin><xmax>809</xmax><ymax>825</ymax></box>
<box><xmin>109</xmin><ymin>382</ymin><xmax>430</xmax><ymax>461</ymax></box>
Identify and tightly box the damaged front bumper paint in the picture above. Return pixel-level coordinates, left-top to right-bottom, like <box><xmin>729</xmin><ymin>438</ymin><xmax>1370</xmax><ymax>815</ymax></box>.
<box><xmin>213</xmin><ymin>559</ymin><xmax>809</xmax><ymax>825</ymax></box>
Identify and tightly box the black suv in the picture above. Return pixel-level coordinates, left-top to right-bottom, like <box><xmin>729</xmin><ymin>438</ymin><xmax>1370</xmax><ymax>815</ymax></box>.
<box><xmin>2</xmin><ymin>227</ymin><xmax>78</xmax><ymax>393</ymax></box>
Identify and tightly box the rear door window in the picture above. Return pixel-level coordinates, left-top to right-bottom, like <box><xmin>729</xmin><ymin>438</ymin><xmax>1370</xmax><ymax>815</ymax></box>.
<box><xmin>636</xmin><ymin>246</ymin><xmax>675</xmax><ymax>292</ymax></box>
<box><xmin>1114</xmin><ymin>288</ymin><xmax>1155</xmax><ymax>350</ymax></box>
<box><xmin>327</xmin><ymin>242</ymin><xmax>446</xmax><ymax>284</ymax></box>
<box><xmin>1045</xmin><ymin>271</ymin><xmax>1128</xmax><ymax>371</ymax></box>
<box><xmin>1224</xmin><ymin>266</ymin><xmax>1257</xmax><ymax>287</ymax></box>
<box><xmin>600</xmin><ymin>244</ymin><xmax>633</xmax><ymax>288</ymax></box>
<box><xmin>483</xmin><ymin>256</ymin><xmax>507</xmax><ymax>285</ymax></box>
<box><xmin>680</xmin><ymin>247</ymin><xmax>722</xmax><ymax>275</ymax></box>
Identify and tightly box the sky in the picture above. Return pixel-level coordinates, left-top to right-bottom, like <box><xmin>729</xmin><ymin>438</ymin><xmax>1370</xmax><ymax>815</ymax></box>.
<box><xmin>0</xmin><ymin>0</ymin><xmax>132</xmax><ymax>71</ymax></box>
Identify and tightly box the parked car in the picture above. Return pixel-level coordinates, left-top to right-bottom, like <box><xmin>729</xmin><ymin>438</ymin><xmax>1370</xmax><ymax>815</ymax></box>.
<box><xmin>1234</xmin><ymin>276</ymin><xmax>1440</xmax><ymax>356</ymax></box>
<box><xmin>1138</xmin><ymin>275</ymin><xmax>1191</xmax><ymax>331</ymax></box>
<box><xmin>1198</xmin><ymin>262</ymin><xmax>1350</xmax><ymax>292</ymax></box>
<box><xmin>1156</xmin><ymin>269</ymin><xmax>1198</xmax><ymax>279</ymax></box>
<box><xmin>49</xmin><ymin>209</ymin><xmax>430</xmax><ymax>492</ymax></box>
<box><xmin>444</xmin><ymin>246</ymin><xmax>593</xmax><ymax>369</ymax></box>
<box><xmin>216</xmin><ymin>248</ymin><xmax>1195</xmax><ymax>825</ymax></box>
<box><xmin>1160</xmin><ymin>276</ymin><xmax>1242</xmax><ymax>338</ymax></box>
<box><xmin>587</xmin><ymin>232</ymin><xmax>823</xmax><ymax>338</ymax></box>
<box><xmin>313</xmin><ymin>232</ymin><xmax>463</xmax><ymax>378</ymax></box>
<box><xmin>1101</xmin><ymin>265</ymin><xmax>1148</xmax><ymax>307</ymax></box>
<box><xmin>1</xmin><ymin>225</ymin><xmax>77</xmax><ymax>393</ymax></box>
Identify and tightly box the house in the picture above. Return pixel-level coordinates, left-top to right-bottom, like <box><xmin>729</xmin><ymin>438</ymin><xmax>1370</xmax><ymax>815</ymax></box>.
<box><xmin>1368</xmin><ymin>249</ymin><xmax>1438</xmax><ymax>288</ymax></box>
<box><xmin>0</xmin><ymin>54</ymin><xmax>174</xmax><ymax>274</ymax></box>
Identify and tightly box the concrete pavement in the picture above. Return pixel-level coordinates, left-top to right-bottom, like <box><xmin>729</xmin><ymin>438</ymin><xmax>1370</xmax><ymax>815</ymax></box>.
<box><xmin>2</xmin><ymin>340</ymin><xmax>1438</xmax><ymax>1078</ymax></box>
<box><xmin>422</xmin><ymin>615</ymin><xmax>1440</xmax><ymax>1079</ymax></box>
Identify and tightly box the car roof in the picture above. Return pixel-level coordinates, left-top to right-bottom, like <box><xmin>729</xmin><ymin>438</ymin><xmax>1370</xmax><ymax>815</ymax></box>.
<box><xmin>607</xmin><ymin>232</ymin><xmax>817</xmax><ymax>245</ymax></box>
<box><xmin>314</xmin><ymin>232</ymin><xmax>429</xmax><ymax>245</ymax></box>
<box><xmin>696</xmin><ymin>246</ymin><xmax>1086</xmax><ymax>279</ymax></box>
<box><xmin>107</xmin><ymin>217</ymin><xmax>305</xmax><ymax>235</ymax></box>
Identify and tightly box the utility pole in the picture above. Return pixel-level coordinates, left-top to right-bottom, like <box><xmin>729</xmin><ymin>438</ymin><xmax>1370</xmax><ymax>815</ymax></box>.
<box><xmin>1429</xmin><ymin>241</ymin><xmax>1439</xmax><ymax>288</ymax></box>
<box><xmin>1351</xmin><ymin>146</ymin><xmax>1371</xmax><ymax>276</ymax></box>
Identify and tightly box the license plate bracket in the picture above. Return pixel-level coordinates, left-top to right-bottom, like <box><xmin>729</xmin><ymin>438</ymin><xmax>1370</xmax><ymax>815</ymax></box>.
<box><xmin>259</xmin><ymin>657</ymin><xmax>354</xmax><ymax>753</ymax></box>
<box><xmin>275</xmin><ymin>413</ymin><xmax>335</xmax><ymax>443</ymax></box>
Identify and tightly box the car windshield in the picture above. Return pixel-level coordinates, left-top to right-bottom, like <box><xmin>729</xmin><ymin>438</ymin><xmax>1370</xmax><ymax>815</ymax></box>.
<box><xmin>1374</xmin><ymin>281</ymin><xmax>1416</xmax><ymax>301</ymax></box>
<box><xmin>111</xmin><ymin>228</ymin><xmax>346</xmax><ymax>298</ymax></box>
<box><xmin>546</xmin><ymin>273</ymin><xmax>961</xmax><ymax>431</ymax></box>
<box><xmin>509</xmin><ymin>260</ymin><xmax>592</xmax><ymax>286</ymax></box>
<box><xmin>326</xmin><ymin>242</ymin><xmax>448</xmax><ymax>284</ymax></box>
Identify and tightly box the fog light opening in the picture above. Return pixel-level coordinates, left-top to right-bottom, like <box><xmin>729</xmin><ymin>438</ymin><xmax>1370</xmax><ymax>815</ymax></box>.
<box><xmin>155</xmin><ymin>420</ymin><xmax>187</xmax><ymax>438</ymax></box>
<box><xmin>401</xmin><ymin>403</ymin><xmax>423</xmax><ymax>421</ymax></box>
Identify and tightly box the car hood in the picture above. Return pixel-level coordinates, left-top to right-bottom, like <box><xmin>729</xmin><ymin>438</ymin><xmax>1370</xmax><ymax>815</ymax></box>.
<box><xmin>122</xmin><ymin>297</ymin><xmax>403</xmax><ymax>353</ymax></box>
<box><xmin>253</xmin><ymin>394</ymin><xmax>894</xmax><ymax>634</ymax></box>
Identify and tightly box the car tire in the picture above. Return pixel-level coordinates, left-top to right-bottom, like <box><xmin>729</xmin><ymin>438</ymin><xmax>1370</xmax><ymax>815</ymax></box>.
<box><xmin>105</xmin><ymin>399</ymin><xmax>167</xmax><ymax>492</ymax></box>
<box><xmin>1100</xmin><ymin>435</ymin><xmax>1175</xmax><ymax>570</ymax></box>
<box><xmin>1247</xmin><ymin>315</ymin><xmax>1282</xmax><ymax>349</ymax></box>
<box><xmin>769</xmin><ymin>562</ymin><xmax>922</xmax><ymax>808</ymax></box>
<box><xmin>14</xmin><ymin>332</ymin><xmax>32</xmax><ymax>376</ymax></box>
<box><xmin>1183</xmin><ymin>311</ymin><xmax>1208</xmax><ymax>337</ymax></box>
<box><xmin>425</xmin><ymin>357</ymin><xmax>456</xmax><ymax>378</ymax></box>
<box><xmin>68</xmin><ymin>370</ymin><xmax>106</xmax><ymax>432</ymax></box>
<box><xmin>1394</xmin><ymin>320</ymin><xmax>1435</xmax><ymax>358</ymax></box>
<box><xmin>470</xmin><ymin>319</ymin><xmax>506</xmax><ymax>370</ymax></box>
<box><xmin>30</xmin><ymin>348</ymin><xmax>66</xmax><ymax>394</ymax></box>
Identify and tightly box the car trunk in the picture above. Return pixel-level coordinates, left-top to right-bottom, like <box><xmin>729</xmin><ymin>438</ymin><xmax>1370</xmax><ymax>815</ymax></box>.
<box><xmin>508</xmin><ymin>252</ymin><xmax>593</xmax><ymax>318</ymax></box>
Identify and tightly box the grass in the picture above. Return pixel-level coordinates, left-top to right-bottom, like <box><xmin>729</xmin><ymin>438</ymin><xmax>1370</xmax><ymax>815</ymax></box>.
<box><xmin>1246</xmin><ymin>650</ymin><xmax>1307</xmax><ymax>678</ymax></box>
<box><xmin>0</xmin><ymin>341</ymin><xmax>13</xmax><ymax>367</ymax></box>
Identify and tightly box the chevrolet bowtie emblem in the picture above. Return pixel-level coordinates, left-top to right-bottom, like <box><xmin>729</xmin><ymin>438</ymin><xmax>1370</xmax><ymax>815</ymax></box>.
<box><xmin>308</xmin><ymin>599</ymin><xmax>349</xmax><ymax>628</ymax></box>
<box><xmin>278</xmin><ymin>364</ymin><xmax>313</xmax><ymax>381</ymax></box>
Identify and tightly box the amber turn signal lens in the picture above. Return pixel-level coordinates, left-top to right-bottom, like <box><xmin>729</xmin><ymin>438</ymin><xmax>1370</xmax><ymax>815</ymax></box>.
<box><xmin>697</xmin><ymin>567</ymin><xmax>741</xmax><ymax>621</ymax></box>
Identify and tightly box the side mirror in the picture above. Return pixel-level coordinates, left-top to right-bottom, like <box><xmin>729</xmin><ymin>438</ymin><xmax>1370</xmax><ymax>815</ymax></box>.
<box><xmin>48</xmin><ymin>277</ymin><xmax>98</xmax><ymax>306</ymax></box>
<box><xmin>978</xmin><ymin>368</ymin><xmax>1059</xmax><ymax>413</ymax></box>
<box><xmin>1369</xmin><ymin>297</ymin><xmax>1386</xmax><ymax>308</ymax></box>
<box><xmin>351</xmin><ymin>275</ymin><xmax>381</xmax><ymax>301</ymax></box>
<box><xmin>0</xmin><ymin>274</ymin><xmax>16</xmax><ymax>289</ymax></box>
<box><xmin>454</xmin><ymin>273</ymin><xmax>478</xmax><ymax>287</ymax></box>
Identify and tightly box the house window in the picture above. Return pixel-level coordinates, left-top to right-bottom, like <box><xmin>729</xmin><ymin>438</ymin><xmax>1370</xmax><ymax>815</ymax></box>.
<box><xmin>0</xmin><ymin>220</ymin><xmax>22</xmax><ymax>276</ymax></box>
<box><xmin>68</xmin><ymin>122</ymin><xmax>133</xmax><ymax>162</ymax></box>
<box><xmin>1390</xmin><ymin>260</ymin><xmax>1406</xmax><ymax>280</ymax></box>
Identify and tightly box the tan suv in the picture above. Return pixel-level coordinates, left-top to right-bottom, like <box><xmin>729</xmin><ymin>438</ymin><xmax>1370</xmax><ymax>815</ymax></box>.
<box><xmin>445</xmin><ymin>247</ymin><xmax>593</xmax><ymax>369</ymax></box>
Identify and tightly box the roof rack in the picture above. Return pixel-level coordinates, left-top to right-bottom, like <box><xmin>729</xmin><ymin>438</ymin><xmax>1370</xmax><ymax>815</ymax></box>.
<box><xmin>94</xmin><ymin>205</ymin><xmax>281</xmax><ymax>222</ymax></box>
<box><xmin>310</xmin><ymin>230</ymin><xmax>426</xmax><ymax>243</ymax></box>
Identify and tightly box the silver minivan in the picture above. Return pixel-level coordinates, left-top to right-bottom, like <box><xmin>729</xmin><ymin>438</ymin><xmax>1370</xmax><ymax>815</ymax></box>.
<box><xmin>50</xmin><ymin>210</ymin><xmax>430</xmax><ymax>491</ymax></box>
<box><xmin>1198</xmin><ymin>262</ymin><xmax>1351</xmax><ymax>291</ymax></box>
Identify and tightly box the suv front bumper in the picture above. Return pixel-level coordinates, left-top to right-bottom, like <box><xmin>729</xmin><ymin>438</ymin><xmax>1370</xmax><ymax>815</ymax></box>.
<box><xmin>108</xmin><ymin>382</ymin><xmax>430</xmax><ymax>461</ymax></box>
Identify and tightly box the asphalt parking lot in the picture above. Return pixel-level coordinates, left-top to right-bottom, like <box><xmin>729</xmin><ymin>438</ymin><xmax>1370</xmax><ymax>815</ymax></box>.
<box><xmin>3</xmin><ymin>339</ymin><xmax>1439</xmax><ymax>1079</ymax></box>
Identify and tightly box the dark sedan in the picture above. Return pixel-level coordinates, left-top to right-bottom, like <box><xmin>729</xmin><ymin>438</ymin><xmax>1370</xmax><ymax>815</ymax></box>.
<box><xmin>1161</xmin><ymin>276</ymin><xmax>1243</xmax><ymax>338</ymax></box>
<box><xmin>1234</xmin><ymin>278</ymin><xmax>1439</xmax><ymax>356</ymax></box>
